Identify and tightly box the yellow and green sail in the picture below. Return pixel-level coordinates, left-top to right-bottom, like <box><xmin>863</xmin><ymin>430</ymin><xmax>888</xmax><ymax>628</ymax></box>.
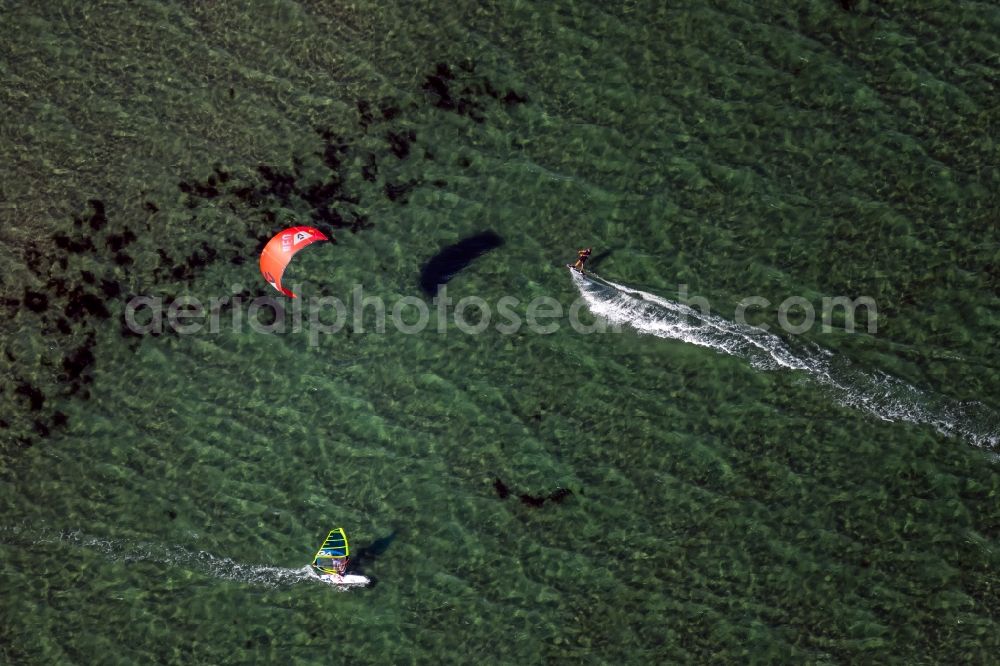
<box><xmin>311</xmin><ymin>528</ymin><xmax>350</xmax><ymax>575</ymax></box>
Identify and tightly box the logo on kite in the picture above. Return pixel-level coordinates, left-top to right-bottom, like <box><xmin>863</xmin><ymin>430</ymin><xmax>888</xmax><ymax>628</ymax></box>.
<box><xmin>259</xmin><ymin>226</ymin><xmax>332</xmax><ymax>298</ymax></box>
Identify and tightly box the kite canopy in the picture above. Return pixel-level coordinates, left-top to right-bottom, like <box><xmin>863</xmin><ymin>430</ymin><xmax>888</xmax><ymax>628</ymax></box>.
<box><xmin>259</xmin><ymin>226</ymin><xmax>331</xmax><ymax>298</ymax></box>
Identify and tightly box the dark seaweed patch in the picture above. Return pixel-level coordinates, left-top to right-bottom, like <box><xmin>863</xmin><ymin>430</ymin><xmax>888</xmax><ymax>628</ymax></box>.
<box><xmin>423</xmin><ymin>63</ymin><xmax>484</xmax><ymax>123</ymax></box>
<box><xmin>46</xmin><ymin>277</ymin><xmax>69</xmax><ymax>298</ymax></box>
<box><xmin>9</xmin><ymin>164</ymin><xmax>240</xmax><ymax>456</ymax></box>
<box><xmin>15</xmin><ymin>383</ymin><xmax>45</xmax><ymax>411</ymax></box>
<box><xmin>321</xmin><ymin>142</ymin><xmax>344</xmax><ymax>172</ymax></box>
<box><xmin>186</xmin><ymin>242</ymin><xmax>217</xmax><ymax>270</ymax></box>
<box><xmin>100</xmin><ymin>279</ymin><xmax>121</xmax><ymax>299</ymax></box>
<box><xmin>419</xmin><ymin>230</ymin><xmax>504</xmax><ymax>295</ymax></box>
<box><xmin>349</xmin><ymin>212</ymin><xmax>373</xmax><ymax>234</ymax></box>
<box><xmin>336</xmin><ymin>192</ymin><xmax>360</xmax><ymax>206</ymax></box>
<box><xmin>503</xmin><ymin>90</ymin><xmax>528</xmax><ymax>106</ymax></box>
<box><xmin>53</xmin><ymin>232</ymin><xmax>96</xmax><ymax>254</ymax></box>
<box><xmin>421</xmin><ymin>61</ymin><xmax>524</xmax><ymax>123</ymax></box>
<box><xmin>301</xmin><ymin>181</ymin><xmax>341</xmax><ymax>210</ymax></box>
<box><xmin>311</xmin><ymin>206</ymin><xmax>345</xmax><ymax>228</ymax></box>
<box><xmin>86</xmin><ymin>199</ymin><xmax>107</xmax><ymax>231</ymax></box>
<box><xmin>518</xmin><ymin>493</ymin><xmax>546</xmax><ymax>508</ymax></box>
<box><xmin>174</xmin><ymin>129</ymin><xmax>367</xmax><ymax>244</ymax></box>
<box><xmin>380</xmin><ymin>101</ymin><xmax>400</xmax><ymax>121</ymax></box>
<box><xmin>25</xmin><ymin>246</ymin><xmax>44</xmax><ymax>274</ymax></box>
<box><xmin>462</xmin><ymin>79</ymin><xmax>500</xmax><ymax>100</ymax></box>
<box><xmin>232</xmin><ymin>185</ymin><xmax>263</xmax><ymax>206</ymax></box>
<box><xmin>23</xmin><ymin>289</ymin><xmax>49</xmax><ymax>313</ymax></box>
<box><xmin>357</xmin><ymin>99</ymin><xmax>375</xmax><ymax>131</ymax></box>
<box><xmin>493</xmin><ymin>477</ymin><xmax>572</xmax><ymax>508</ymax></box>
<box><xmin>156</xmin><ymin>249</ymin><xmax>174</xmax><ymax>268</ymax></box>
<box><xmin>63</xmin><ymin>342</ymin><xmax>95</xmax><ymax>381</ymax></box>
<box><xmin>457</xmin><ymin>100</ymin><xmax>485</xmax><ymax>123</ymax></box>
<box><xmin>356</xmin><ymin>97</ymin><xmax>402</xmax><ymax>130</ymax></box>
<box><xmin>170</xmin><ymin>264</ymin><xmax>191</xmax><ymax>281</ymax></box>
<box><xmin>105</xmin><ymin>227</ymin><xmax>137</xmax><ymax>252</ymax></box>
<box><xmin>178</xmin><ymin>179</ymin><xmax>220</xmax><ymax>198</ymax></box>
<box><xmin>386</xmin><ymin>130</ymin><xmax>416</xmax><ymax>159</ymax></box>
<box><xmin>361</xmin><ymin>153</ymin><xmax>378</xmax><ymax>182</ymax></box>
<box><xmin>548</xmin><ymin>487</ymin><xmax>573</xmax><ymax>503</ymax></box>
<box><xmin>422</xmin><ymin>64</ymin><xmax>456</xmax><ymax>110</ymax></box>
<box><xmin>257</xmin><ymin>165</ymin><xmax>298</xmax><ymax>205</ymax></box>
<box><xmin>518</xmin><ymin>489</ymin><xmax>574</xmax><ymax>508</ymax></box>
<box><xmin>385</xmin><ymin>179</ymin><xmax>420</xmax><ymax>204</ymax></box>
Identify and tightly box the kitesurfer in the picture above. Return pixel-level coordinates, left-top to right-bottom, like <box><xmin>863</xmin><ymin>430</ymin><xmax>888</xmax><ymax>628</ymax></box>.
<box><xmin>572</xmin><ymin>247</ymin><xmax>592</xmax><ymax>274</ymax></box>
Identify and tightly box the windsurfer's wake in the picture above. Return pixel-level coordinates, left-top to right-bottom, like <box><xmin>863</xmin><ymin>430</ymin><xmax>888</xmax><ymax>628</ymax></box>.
<box><xmin>4</xmin><ymin>526</ymin><xmax>374</xmax><ymax>590</ymax></box>
<box><xmin>10</xmin><ymin>527</ymin><xmax>326</xmax><ymax>588</ymax></box>
<box><xmin>571</xmin><ymin>269</ymin><xmax>999</xmax><ymax>449</ymax></box>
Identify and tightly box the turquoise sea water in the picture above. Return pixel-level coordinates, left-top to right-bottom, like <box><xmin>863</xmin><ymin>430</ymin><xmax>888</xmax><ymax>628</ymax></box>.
<box><xmin>1</xmin><ymin>1</ymin><xmax>998</xmax><ymax>663</ymax></box>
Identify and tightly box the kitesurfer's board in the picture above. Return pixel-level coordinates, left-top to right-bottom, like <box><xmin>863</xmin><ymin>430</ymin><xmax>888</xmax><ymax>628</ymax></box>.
<box><xmin>566</xmin><ymin>264</ymin><xmax>582</xmax><ymax>273</ymax></box>
<box><xmin>317</xmin><ymin>573</ymin><xmax>371</xmax><ymax>588</ymax></box>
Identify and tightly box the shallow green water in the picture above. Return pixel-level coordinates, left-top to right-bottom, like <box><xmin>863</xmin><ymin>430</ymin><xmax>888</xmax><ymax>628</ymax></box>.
<box><xmin>1</xmin><ymin>1</ymin><xmax>998</xmax><ymax>663</ymax></box>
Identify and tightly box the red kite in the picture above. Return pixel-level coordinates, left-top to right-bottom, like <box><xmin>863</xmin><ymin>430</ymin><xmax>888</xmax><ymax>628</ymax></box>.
<box><xmin>259</xmin><ymin>226</ymin><xmax>331</xmax><ymax>298</ymax></box>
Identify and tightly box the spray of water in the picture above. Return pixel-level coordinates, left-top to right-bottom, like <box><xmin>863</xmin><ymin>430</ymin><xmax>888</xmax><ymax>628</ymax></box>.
<box><xmin>573</xmin><ymin>270</ymin><xmax>999</xmax><ymax>449</ymax></box>
<box><xmin>1</xmin><ymin>525</ymin><xmax>338</xmax><ymax>589</ymax></box>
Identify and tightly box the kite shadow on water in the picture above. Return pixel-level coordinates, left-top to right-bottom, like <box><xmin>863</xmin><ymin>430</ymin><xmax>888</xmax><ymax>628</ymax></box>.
<box><xmin>419</xmin><ymin>230</ymin><xmax>504</xmax><ymax>295</ymax></box>
<box><xmin>586</xmin><ymin>248</ymin><xmax>613</xmax><ymax>270</ymax></box>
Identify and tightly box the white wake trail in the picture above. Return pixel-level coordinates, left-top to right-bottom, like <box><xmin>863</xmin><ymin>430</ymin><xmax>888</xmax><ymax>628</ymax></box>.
<box><xmin>580</xmin><ymin>272</ymin><xmax>815</xmax><ymax>371</ymax></box>
<box><xmin>4</xmin><ymin>526</ymin><xmax>327</xmax><ymax>588</ymax></box>
<box><xmin>573</xmin><ymin>270</ymin><xmax>999</xmax><ymax>449</ymax></box>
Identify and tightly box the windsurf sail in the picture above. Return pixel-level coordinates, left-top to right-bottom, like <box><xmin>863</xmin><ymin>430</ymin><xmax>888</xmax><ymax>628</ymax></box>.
<box><xmin>311</xmin><ymin>528</ymin><xmax>350</xmax><ymax>575</ymax></box>
<box><xmin>259</xmin><ymin>226</ymin><xmax>331</xmax><ymax>298</ymax></box>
